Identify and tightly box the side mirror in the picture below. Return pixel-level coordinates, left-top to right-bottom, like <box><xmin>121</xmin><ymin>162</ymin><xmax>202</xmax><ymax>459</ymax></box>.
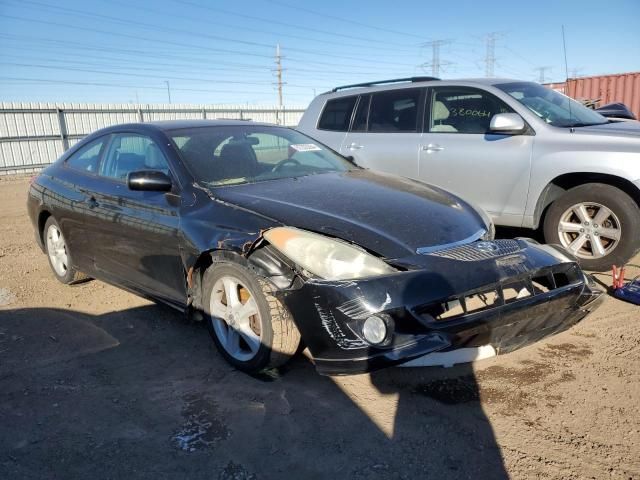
<box><xmin>127</xmin><ymin>170</ymin><xmax>173</xmax><ymax>192</ymax></box>
<box><xmin>489</xmin><ymin>113</ymin><xmax>526</xmax><ymax>134</ymax></box>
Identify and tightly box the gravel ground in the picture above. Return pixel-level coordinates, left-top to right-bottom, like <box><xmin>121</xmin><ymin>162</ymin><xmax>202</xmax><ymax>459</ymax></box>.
<box><xmin>1</xmin><ymin>175</ymin><xmax>639</xmax><ymax>479</ymax></box>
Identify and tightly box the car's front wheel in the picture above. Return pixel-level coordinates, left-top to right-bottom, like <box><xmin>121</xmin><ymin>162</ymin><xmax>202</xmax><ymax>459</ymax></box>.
<box><xmin>543</xmin><ymin>183</ymin><xmax>640</xmax><ymax>271</ymax></box>
<box><xmin>43</xmin><ymin>216</ymin><xmax>88</xmax><ymax>284</ymax></box>
<box><xmin>202</xmin><ymin>261</ymin><xmax>301</xmax><ymax>373</ymax></box>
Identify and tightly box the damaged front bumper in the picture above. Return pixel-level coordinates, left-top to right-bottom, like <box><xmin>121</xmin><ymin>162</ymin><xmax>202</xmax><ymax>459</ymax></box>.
<box><xmin>278</xmin><ymin>239</ymin><xmax>604</xmax><ymax>376</ymax></box>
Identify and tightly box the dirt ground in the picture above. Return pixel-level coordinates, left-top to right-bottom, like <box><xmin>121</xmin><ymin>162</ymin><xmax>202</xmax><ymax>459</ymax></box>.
<box><xmin>1</xmin><ymin>175</ymin><xmax>639</xmax><ymax>480</ymax></box>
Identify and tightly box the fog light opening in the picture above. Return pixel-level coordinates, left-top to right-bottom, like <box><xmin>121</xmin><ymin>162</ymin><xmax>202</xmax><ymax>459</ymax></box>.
<box><xmin>362</xmin><ymin>315</ymin><xmax>388</xmax><ymax>345</ymax></box>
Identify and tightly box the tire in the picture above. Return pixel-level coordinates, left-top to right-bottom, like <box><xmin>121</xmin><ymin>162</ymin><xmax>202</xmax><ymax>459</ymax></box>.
<box><xmin>543</xmin><ymin>183</ymin><xmax>640</xmax><ymax>271</ymax></box>
<box><xmin>43</xmin><ymin>216</ymin><xmax>89</xmax><ymax>284</ymax></box>
<box><xmin>202</xmin><ymin>261</ymin><xmax>301</xmax><ymax>373</ymax></box>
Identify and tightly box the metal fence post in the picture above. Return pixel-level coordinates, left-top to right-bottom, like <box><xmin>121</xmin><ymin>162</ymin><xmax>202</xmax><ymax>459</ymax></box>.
<box><xmin>202</xmin><ymin>107</ymin><xmax>207</xmax><ymax>119</ymax></box>
<box><xmin>56</xmin><ymin>108</ymin><xmax>69</xmax><ymax>151</ymax></box>
<box><xmin>239</xmin><ymin>109</ymin><xmax>243</xmax><ymax>120</ymax></box>
<box><xmin>137</xmin><ymin>107</ymin><xmax>144</xmax><ymax>123</ymax></box>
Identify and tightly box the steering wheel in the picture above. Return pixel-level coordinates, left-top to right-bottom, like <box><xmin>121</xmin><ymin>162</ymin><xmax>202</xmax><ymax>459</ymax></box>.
<box><xmin>271</xmin><ymin>158</ymin><xmax>301</xmax><ymax>172</ymax></box>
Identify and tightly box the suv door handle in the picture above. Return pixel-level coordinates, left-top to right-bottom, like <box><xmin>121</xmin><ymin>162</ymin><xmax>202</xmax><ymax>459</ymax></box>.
<box><xmin>348</xmin><ymin>142</ymin><xmax>364</xmax><ymax>150</ymax></box>
<box><xmin>422</xmin><ymin>144</ymin><xmax>444</xmax><ymax>153</ymax></box>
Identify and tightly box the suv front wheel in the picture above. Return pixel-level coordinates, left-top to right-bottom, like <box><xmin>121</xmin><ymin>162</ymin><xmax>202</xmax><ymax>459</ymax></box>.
<box><xmin>543</xmin><ymin>183</ymin><xmax>640</xmax><ymax>271</ymax></box>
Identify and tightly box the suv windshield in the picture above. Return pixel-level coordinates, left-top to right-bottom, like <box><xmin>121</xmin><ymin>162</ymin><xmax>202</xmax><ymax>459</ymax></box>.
<box><xmin>496</xmin><ymin>81</ymin><xmax>608</xmax><ymax>128</ymax></box>
<box><xmin>168</xmin><ymin>125</ymin><xmax>355</xmax><ymax>186</ymax></box>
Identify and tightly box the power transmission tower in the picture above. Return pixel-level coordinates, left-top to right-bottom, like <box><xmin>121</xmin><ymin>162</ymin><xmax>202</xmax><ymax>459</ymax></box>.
<box><xmin>534</xmin><ymin>66</ymin><xmax>552</xmax><ymax>83</ymax></box>
<box><xmin>420</xmin><ymin>40</ymin><xmax>452</xmax><ymax>77</ymax></box>
<box><xmin>483</xmin><ymin>32</ymin><xmax>502</xmax><ymax>77</ymax></box>
<box><xmin>273</xmin><ymin>44</ymin><xmax>285</xmax><ymax>109</ymax></box>
<box><xmin>569</xmin><ymin>67</ymin><xmax>583</xmax><ymax>78</ymax></box>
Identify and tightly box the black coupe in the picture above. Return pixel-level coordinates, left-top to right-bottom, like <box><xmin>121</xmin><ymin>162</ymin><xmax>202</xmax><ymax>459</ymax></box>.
<box><xmin>27</xmin><ymin>120</ymin><xmax>603</xmax><ymax>375</ymax></box>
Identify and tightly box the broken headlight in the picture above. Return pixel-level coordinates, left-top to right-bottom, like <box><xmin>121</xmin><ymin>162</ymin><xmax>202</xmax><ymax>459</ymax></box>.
<box><xmin>263</xmin><ymin>227</ymin><xmax>397</xmax><ymax>281</ymax></box>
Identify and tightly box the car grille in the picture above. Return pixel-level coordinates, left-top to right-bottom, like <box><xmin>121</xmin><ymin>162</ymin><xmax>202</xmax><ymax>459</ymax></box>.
<box><xmin>427</xmin><ymin>240</ymin><xmax>521</xmax><ymax>261</ymax></box>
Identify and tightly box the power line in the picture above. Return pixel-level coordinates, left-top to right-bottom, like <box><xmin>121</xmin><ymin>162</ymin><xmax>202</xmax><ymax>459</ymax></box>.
<box><xmin>0</xmin><ymin>51</ymin><xmax>380</xmax><ymax>84</ymax></box>
<box><xmin>0</xmin><ymin>12</ymin><xmax>418</xmax><ymax>69</ymax></box>
<box><xmin>170</xmin><ymin>0</ymin><xmax>414</xmax><ymax>47</ymax></box>
<box><xmin>1</xmin><ymin>2</ymin><xmax>418</xmax><ymax>66</ymax></box>
<box><xmin>0</xmin><ymin>35</ymin><xmax>387</xmax><ymax>76</ymax></box>
<box><xmin>263</xmin><ymin>0</ymin><xmax>425</xmax><ymax>39</ymax></box>
<box><xmin>0</xmin><ymin>76</ymin><xmax>313</xmax><ymax>97</ymax></box>
<box><xmin>98</xmin><ymin>0</ymin><xmax>416</xmax><ymax>54</ymax></box>
<box><xmin>0</xmin><ymin>62</ymin><xmax>315</xmax><ymax>89</ymax></box>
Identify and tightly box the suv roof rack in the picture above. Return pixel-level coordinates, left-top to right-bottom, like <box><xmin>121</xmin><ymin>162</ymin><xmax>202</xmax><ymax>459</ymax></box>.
<box><xmin>329</xmin><ymin>76</ymin><xmax>440</xmax><ymax>93</ymax></box>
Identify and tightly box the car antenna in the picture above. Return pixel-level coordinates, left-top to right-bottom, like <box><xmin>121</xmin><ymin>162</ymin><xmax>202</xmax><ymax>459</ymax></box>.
<box><xmin>561</xmin><ymin>25</ymin><xmax>574</xmax><ymax>131</ymax></box>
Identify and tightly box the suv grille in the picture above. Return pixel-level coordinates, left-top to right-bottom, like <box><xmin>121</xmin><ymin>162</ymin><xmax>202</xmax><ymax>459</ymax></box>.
<box><xmin>428</xmin><ymin>240</ymin><xmax>521</xmax><ymax>261</ymax></box>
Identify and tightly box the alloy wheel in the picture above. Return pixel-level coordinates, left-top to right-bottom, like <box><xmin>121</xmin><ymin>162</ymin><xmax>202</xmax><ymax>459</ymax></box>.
<box><xmin>557</xmin><ymin>202</ymin><xmax>622</xmax><ymax>260</ymax></box>
<box><xmin>209</xmin><ymin>275</ymin><xmax>262</xmax><ymax>362</ymax></box>
<box><xmin>46</xmin><ymin>224</ymin><xmax>69</xmax><ymax>277</ymax></box>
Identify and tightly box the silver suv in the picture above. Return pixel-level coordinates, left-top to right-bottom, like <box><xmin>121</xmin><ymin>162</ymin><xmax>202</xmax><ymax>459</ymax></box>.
<box><xmin>298</xmin><ymin>77</ymin><xmax>640</xmax><ymax>271</ymax></box>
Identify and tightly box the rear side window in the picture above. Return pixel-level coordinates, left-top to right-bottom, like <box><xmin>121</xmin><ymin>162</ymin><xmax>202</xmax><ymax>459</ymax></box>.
<box><xmin>317</xmin><ymin>96</ymin><xmax>357</xmax><ymax>131</ymax></box>
<box><xmin>65</xmin><ymin>137</ymin><xmax>106</xmax><ymax>173</ymax></box>
<box><xmin>369</xmin><ymin>89</ymin><xmax>421</xmax><ymax>132</ymax></box>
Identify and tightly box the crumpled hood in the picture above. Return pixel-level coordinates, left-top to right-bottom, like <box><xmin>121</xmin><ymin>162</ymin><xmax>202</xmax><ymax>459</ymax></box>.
<box><xmin>210</xmin><ymin>170</ymin><xmax>487</xmax><ymax>259</ymax></box>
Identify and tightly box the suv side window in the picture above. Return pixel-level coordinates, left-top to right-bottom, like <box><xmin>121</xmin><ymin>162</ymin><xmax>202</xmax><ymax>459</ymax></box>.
<box><xmin>369</xmin><ymin>89</ymin><xmax>421</xmax><ymax>133</ymax></box>
<box><xmin>428</xmin><ymin>87</ymin><xmax>514</xmax><ymax>134</ymax></box>
<box><xmin>99</xmin><ymin>133</ymin><xmax>170</xmax><ymax>181</ymax></box>
<box><xmin>65</xmin><ymin>137</ymin><xmax>107</xmax><ymax>173</ymax></box>
<box><xmin>317</xmin><ymin>96</ymin><xmax>357</xmax><ymax>131</ymax></box>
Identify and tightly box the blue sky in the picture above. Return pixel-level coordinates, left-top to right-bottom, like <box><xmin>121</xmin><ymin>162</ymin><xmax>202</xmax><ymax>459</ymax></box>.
<box><xmin>1</xmin><ymin>0</ymin><xmax>638</xmax><ymax>106</ymax></box>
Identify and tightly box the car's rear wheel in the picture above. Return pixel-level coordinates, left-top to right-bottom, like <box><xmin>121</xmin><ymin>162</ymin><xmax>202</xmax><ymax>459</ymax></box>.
<box><xmin>543</xmin><ymin>183</ymin><xmax>640</xmax><ymax>271</ymax></box>
<box><xmin>43</xmin><ymin>216</ymin><xmax>88</xmax><ymax>284</ymax></box>
<box><xmin>202</xmin><ymin>261</ymin><xmax>300</xmax><ymax>373</ymax></box>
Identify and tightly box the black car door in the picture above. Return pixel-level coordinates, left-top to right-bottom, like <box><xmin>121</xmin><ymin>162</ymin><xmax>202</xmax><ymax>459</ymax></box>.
<box><xmin>86</xmin><ymin>132</ymin><xmax>185</xmax><ymax>304</ymax></box>
<box><xmin>52</xmin><ymin>135</ymin><xmax>111</xmax><ymax>275</ymax></box>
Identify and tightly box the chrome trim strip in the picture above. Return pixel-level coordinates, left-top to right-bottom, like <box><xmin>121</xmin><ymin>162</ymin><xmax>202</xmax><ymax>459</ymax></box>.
<box><xmin>416</xmin><ymin>229</ymin><xmax>487</xmax><ymax>255</ymax></box>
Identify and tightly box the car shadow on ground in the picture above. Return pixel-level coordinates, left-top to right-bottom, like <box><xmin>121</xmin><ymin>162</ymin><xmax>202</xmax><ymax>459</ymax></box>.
<box><xmin>0</xmin><ymin>304</ymin><xmax>508</xmax><ymax>479</ymax></box>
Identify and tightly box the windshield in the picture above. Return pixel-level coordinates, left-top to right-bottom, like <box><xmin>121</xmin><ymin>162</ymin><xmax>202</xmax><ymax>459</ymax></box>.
<box><xmin>168</xmin><ymin>125</ymin><xmax>355</xmax><ymax>186</ymax></box>
<box><xmin>496</xmin><ymin>82</ymin><xmax>608</xmax><ymax>128</ymax></box>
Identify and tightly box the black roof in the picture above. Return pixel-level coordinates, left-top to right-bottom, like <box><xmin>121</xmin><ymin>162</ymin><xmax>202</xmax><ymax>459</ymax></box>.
<box><xmin>148</xmin><ymin>119</ymin><xmax>277</xmax><ymax>130</ymax></box>
<box><xmin>93</xmin><ymin>119</ymin><xmax>280</xmax><ymax>135</ymax></box>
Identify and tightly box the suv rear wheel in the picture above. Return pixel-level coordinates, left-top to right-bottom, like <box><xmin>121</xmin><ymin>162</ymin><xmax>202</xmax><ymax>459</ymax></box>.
<box><xmin>543</xmin><ymin>183</ymin><xmax>640</xmax><ymax>271</ymax></box>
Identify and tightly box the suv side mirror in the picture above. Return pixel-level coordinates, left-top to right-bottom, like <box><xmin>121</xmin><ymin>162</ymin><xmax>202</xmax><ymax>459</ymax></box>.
<box><xmin>489</xmin><ymin>113</ymin><xmax>526</xmax><ymax>134</ymax></box>
<box><xmin>127</xmin><ymin>170</ymin><xmax>173</xmax><ymax>192</ymax></box>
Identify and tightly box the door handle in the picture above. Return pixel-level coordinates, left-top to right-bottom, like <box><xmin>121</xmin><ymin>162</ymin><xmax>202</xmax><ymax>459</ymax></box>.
<box><xmin>348</xmin><ymin>142</ymin><xmax>364</xmax><ymax>150</ymax></box>
<box><xmin>422</xmin><ymin>144</ymin><xmax>444</xmax><ymax>153</ymax></box>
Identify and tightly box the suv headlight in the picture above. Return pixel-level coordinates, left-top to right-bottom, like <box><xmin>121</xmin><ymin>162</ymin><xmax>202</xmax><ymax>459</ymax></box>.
<box><xmin>263</xmin><ymin>227</ymin><xmax>397</xmax><ymax>281</ymax></box>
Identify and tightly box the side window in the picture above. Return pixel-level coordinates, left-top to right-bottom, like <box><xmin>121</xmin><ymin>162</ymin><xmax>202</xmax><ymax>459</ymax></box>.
<box><xmin>429</xmin><ymin>87</ymin><xmax>514</xmax><ymax>134</ymax></box>
<box><xmin>317</xmin><ymin>96</ymin><xmax>357</xmax><ymax>131</ymax></box>
<box><xmin>99</xmin><ymin>134</ymin><xmax>170</xmax><ymax>180</ymax></box>
<box><xmin>65</xmin><ymin>137</ymin><xmax>106</xmax><ymax>173</ymax></box>
<box><xmin>369</xmin><ymin>89</ymin><xmax>421</xmax><ymax>133</ymax></box>
<box><xmin>351</xmin><ymin>95</ymin><xmax>370</xmax><ymax>132</ymax></box>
